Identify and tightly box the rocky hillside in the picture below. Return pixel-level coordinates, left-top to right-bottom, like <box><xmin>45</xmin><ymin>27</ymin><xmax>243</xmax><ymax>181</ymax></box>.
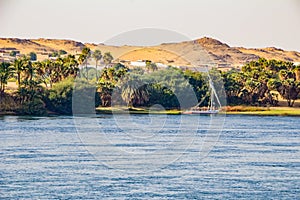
<box><xmin>1</xmin><ymin>37</ymin><xmax>300</xmax><ymax>69</ymax></box>
<box><xmin>0</xmin><ymin>38</ymin><xmax>84</xmax><ymax>54</ymax></box>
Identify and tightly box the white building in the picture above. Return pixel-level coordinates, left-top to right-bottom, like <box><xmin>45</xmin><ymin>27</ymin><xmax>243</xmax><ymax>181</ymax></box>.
<box><xmin>156</xmin><ymin>63</ymin><xmax>168</xmax><ymax>68</ymax></box>
<box><xmin>294</xmin><ymin>62</ymin><xmax>300</xmax><ymax>66</ymax></box>
<box><xmin>130</xmin><ymin>60</ymin><xmax>146</xmax><ymax>67</ymax></box>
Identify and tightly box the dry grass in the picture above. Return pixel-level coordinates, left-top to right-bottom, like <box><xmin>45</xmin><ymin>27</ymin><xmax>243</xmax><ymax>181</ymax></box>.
<box><xmin>224</xmin><ymin>106</ymin><xmax>300</xmax><ymax>116</ymax></box>
<box><xmin>224</xmin><ymin>106</ymin><xmax>270</xmax><ymax>112</ymax></box>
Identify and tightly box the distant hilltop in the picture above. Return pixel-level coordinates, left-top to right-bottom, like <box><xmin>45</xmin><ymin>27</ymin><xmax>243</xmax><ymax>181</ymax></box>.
<box><xmin>1</xmin><ymin>37</ymin><xmax>300</xmax><ymax>70</ymax></box>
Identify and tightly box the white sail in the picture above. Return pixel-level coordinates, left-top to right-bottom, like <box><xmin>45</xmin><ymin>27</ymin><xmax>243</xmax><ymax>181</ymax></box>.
<box><xmin>183</xmin><ymin>69</ymin><xmax>221</xmax><ymax>115</ymax></box>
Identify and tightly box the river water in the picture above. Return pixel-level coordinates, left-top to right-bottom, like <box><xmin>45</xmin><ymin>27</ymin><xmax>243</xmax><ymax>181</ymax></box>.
<box><xmin>0</xmin><ymin>114</ymin><xmax>299</xmax><ymax>199</ymax></box>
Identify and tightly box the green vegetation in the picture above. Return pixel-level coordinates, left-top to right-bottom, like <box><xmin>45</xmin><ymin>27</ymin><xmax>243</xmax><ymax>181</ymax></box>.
<box><xmin>28</xmin><ymin>52</ymin><xmax>37</xmax><ymax>61</ymax></box>
<box><xmin>97</xmin><ymin>65</ymin><xmax>210</xmax><ymax>110</ymax></box>
<box><xmin>45</xmin><ymin>77</ymin><xmax>74</xmax><ymax>115</ymax></box>
<box><xmin>145</xmin><ymin>60</ymin><xmax>158</xmax><ymax>72</ymax></box>
<box><xmin>49</xmin><ymin>51</ymin><xmax>59</xmax><ymax>57</ymax></box>
<box><xmin>92</xmin><ymin>49</ymin><xmax>102</xmax><ymax>80</ymax></box>
<box><xmin>78</xmin><ymin>47</ymin><xmax>91</xmax><ymax>80</ymax></box>
<box><xmin>0</xmin><ymin>62</ymin><xmax>14</xmax><ymax>93</ymax></box>
<box><xmin>59</xmin><ymin>49</ymin><xmax>68</xmax><ymax>55</ymax></box>
<box><xmin>222</xmin><ymin>58</ymin><xmax>300</xmax><ymax>107</ymax></box>
<box><xmin>0</xmin><ymin>52</ymin><xmax>80</xmax><ymax>115</ymax></box>
<box><xmin>9</xmin><ymin>51</ymin><xmax>17</xmax><ymax>57</ymax></box>
<box><xmin>49</xmin><ymin>50</ymin><xmax>68</xmax><ymax>57</ymax></box>
<box><xmin>0</xmin><ymin>49</ymin><xmax>299</xmax><ymax>116</ymax></box>
<box><xmin>103</xmin><ymin>52</ymin><xmax>113</xmax><ymax>67</ymax></box>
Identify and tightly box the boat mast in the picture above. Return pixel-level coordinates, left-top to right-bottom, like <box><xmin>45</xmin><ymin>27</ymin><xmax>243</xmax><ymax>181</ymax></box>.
<box><xmin>208</xmin><ymin>79</ymin><xmax>222</xmax><ymax>109</ymax></box>
<box><xmin>210</xmin><ymin>87</ymin><xmax>214</xmax><ymax>111</ymax></box>
<box><xmin>195</xmin><ymin>64</ymin><xmax>222</xmax><ymax>110</ymax></box>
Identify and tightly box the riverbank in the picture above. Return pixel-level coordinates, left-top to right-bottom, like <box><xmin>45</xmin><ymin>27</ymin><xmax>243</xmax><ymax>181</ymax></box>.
<box><xmin>95</xmin><ymin>107</ymin><xmax>181</xmax><ymax>115</ymax></box>
<box><xmin>223</xmin><ymin>106</ymin><xmax>300</xmax><ymax>116</ymax></box>
<box><xmin>96</xmin><ymin>106</ymin><xmax>300</xmax><ymax>116</ymax></box>
<box><xmin>1</xmin><ymin>106</ymin><xmax>300</xmax><ymax>116</ymax></box>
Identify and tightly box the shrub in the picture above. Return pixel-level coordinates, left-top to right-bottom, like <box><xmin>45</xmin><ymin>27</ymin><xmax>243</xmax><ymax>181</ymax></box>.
<box><xmin>45</xmin><ymin>78</ymin><xmax>101</xmax><ymax>115</ymax></box>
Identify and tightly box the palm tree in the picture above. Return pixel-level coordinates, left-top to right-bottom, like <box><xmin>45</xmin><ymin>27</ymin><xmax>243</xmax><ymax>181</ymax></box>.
<box><xmin>103</xmin><ymin>52</ymin><xmax>113</xmax><ymax>68</ymax></box>
<box><xmin>269</xmin><ymin>73</ymin><xmax>300</xmax><ymax>107</ymax></box>
<box><xmin>97</xmin><ymin>65</ymin><xmax>129</xmax><ymax>107</ymax></box>
<box><xmin>63</xmin><ymin>54</ymin><xmax>79</xmax><ymax>79</ymax></box>
<box><xmin>294</xmin><ymin>65</ymin><xmax>300</xmax><ymax>81</ymax></box>
<box><xmin>11</xmin><ymin>57</ymin><xmax>27</xmax><ymax>89</ymax></box>
<box><xmin>54</xmin><ymin>57</ymin><xmax>64</xmax><ymax>82</ymax></box>
<box><xmin>35</xmin><ymin>61</ymin><xmax>51</xmax><ymax>88</ymax></box>
<box><xmin>119</xmin><ymin>75</ymin><xmax>149</xmax><ymax>107</ymax></box>
<box><xmin>78</xmin><ymin>47</ymin><xmax>91</xmax><ymax>80</ymax></box>
<box><xmin>0</xmin><ymin>62</ymin><xmax>14</xmax><ymax>94</ymax></box>
<box><xmin>92</xmin><ymin>49</ymin><xmax>102</xmax><ymax>81</ymax></box>
<box><xmin>44</xmin><ymin>59</ymin><xmax>56</xmax><ymax>88</ymax></box>
<box><xmin>24</xmin><ymin>60</ymin><xmax>35</xmax><ymax>82</ymax></box>
<box><xmin>97</xmin><ymin>81</ymin><xmax>115</xmax><ymax>107</ymax></box>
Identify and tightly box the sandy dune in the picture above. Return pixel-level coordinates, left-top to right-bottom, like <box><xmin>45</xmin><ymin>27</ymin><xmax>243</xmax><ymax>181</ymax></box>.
<box><xmin>1</xmin><ymin>37</ymin><xmax>300</xmax><ymax>68</ymax></box>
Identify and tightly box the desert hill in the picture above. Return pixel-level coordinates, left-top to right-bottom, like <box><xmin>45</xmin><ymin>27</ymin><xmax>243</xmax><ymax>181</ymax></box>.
<box><xmin>1</xmin><ymin>37</ymin><xmax>300</xmax><ymax>69</ymax></box>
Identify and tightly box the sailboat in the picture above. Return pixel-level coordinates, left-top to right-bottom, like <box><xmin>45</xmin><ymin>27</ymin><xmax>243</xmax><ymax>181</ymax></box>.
<box><xmin>182</xmin><ymin>80</ymin><xmax>221</xmax><ymax>115</ymax></box>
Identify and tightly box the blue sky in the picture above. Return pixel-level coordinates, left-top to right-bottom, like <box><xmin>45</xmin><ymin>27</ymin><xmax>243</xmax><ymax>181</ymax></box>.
<box><xmin>0</xmin><ymin>0</ymin><xmax>299</xmax><ymax>51</ymax></box>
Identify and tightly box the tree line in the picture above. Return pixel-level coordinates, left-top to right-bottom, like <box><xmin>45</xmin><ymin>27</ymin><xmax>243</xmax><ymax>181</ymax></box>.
<box><xmin>0</xmin><ymin>46</ymin><xmax>299</xmax><ymax>115</ymax></box>
<box><xmin>223</xmin><ymin>58</ymin><xmax>300</xmax><ymax>107</ymax></box>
